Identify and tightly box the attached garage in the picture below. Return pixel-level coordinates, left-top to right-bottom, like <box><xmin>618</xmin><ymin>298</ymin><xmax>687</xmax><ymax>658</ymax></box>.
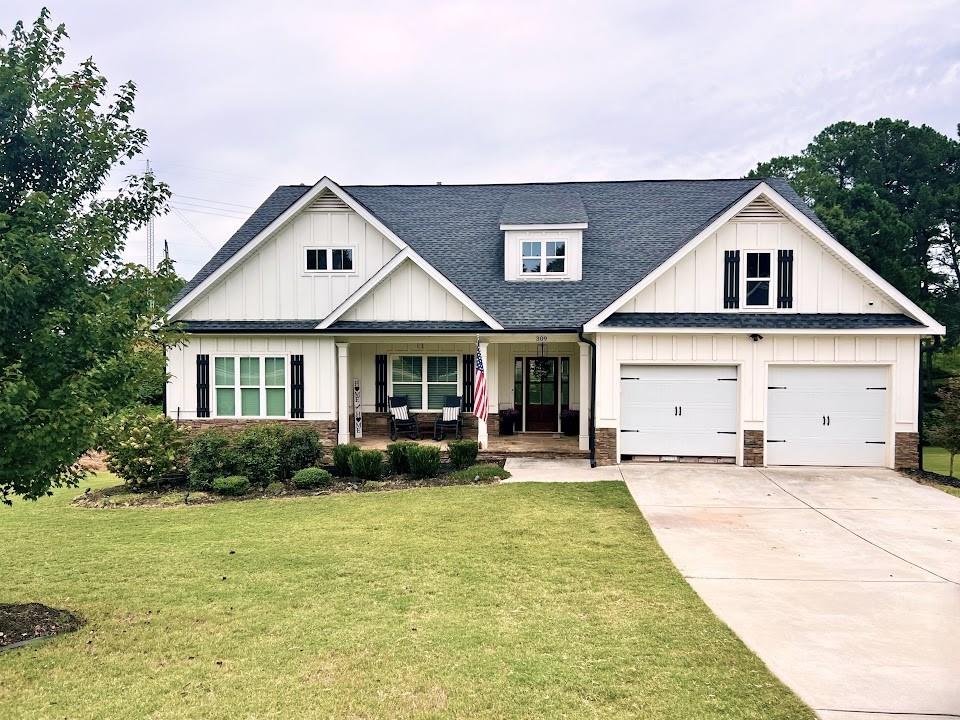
<box><xmin>620</xmin><ymin>365</ymin><xmax>738</xmax><ymax>458</ymax></box>
<box><xmin>766</xmin><ymin>365</ymin><xmax>889</xmax><ymax>467</ymax></box>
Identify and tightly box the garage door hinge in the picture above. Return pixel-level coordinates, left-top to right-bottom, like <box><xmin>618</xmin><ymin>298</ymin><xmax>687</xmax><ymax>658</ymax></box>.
<box><xmin>716</xmin><ymin>431</ymin><xmax>737</xmax><ymax>435</ymax></box>
<box><xmin>717</xmin><ymin>378</ymin><xmax>737</xmax><ymax>381</ymax></box>
<box><xmin>865</xmin><ymin>441</ymin><xmax>886</xmax><ymax>444</ymax></box>
<box><xmin>866</xmin><ymin>387</ymin><xmax>887</xmax><ymax>390</ymax></box>
<box><xmin>766</xmin><ymin>439</ymin><xmax>787</xmax><ymax>443</ymax></box>
<box><xmin>767</xmin><ymin>385</ymin><xmax>787</xmax><ymax>390</ymax></box>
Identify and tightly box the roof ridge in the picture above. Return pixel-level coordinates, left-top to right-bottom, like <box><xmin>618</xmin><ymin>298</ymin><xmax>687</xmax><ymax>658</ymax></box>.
<box><xmin>338</xmin><ymin>178</ymin><xmax>770</xmax><ymax>189</ymax></box>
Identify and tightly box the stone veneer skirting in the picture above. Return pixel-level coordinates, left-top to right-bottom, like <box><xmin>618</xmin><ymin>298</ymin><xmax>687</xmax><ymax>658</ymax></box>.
<box><xmin>743</xmin><ymin>430</ymin><xmax>764</xmax><ymax>466</ymax></box>
<box><xmin>894</xmin><ymin>432</ymin><xmax>920</xmax><ymax>470</ymax></box>
<box><xmin>352</xmin><ymin>412</ymin><xmax>498</xmax><ymax>439</ymax></box>
<box><xmin>595</xmin><ymin>428</ymin><xmax>618</xmax><ymax>466</ymax></box>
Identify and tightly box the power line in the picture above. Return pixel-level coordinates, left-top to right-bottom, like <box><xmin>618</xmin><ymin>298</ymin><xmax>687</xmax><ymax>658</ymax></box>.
<box><xmin>170</xmin><ymin>206</ymin><xmax>218</xmax><ymax>249</ymax></box>
<box><xmin>170</xmin><ymin>204</ymin><xmax>248</xmax><ymax>220</ymax></box>
<box><xmin>172</xmin><ymin>193</ymin><xmax>255</xmax><ymax>210</ymax></box>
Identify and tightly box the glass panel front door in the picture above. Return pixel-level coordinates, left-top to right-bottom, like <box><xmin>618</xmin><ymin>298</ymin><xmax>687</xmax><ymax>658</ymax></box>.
<box><xmin>525</xmin><ymin>357</ymin><xmax>558</xmax><ymax>431</ymax></box>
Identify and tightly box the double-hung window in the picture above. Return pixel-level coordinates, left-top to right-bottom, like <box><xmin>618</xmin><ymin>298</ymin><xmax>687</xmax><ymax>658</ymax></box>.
<box><xmin>390</xmin><ymin>355</ymin><xmax>459</xmax><ymax>410</ymax></box>
<box><xmin>214</xmin><ymin>356</ymin><xmax>286</xmax><ymax>417</ymax></box>
<box><xmin>305</xmin><ymin>247</ymin><xmax>354</xmax><ymax>272</ymax></box>
<box><xmin>744</xmin><ymin>251</ymin><xmax>773</xmax><ymax>307</ymax></box>
<box><xmin>521</xmin><ymin>239</ymin><xmax>566</xmax><ymax>275</ymax></box>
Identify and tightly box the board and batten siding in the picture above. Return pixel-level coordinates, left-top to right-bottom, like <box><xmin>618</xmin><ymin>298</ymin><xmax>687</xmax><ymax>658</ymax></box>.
<box><xmin>179</xmin><ymin>209</ymin><xmax>400</xmax><ymax>321</ymax></box>
<box><xmin>614</xmin><ymin>216</ymin><xmax>898</xmax><ymax>314</ymax></box>
<box><xmin>595</xmin><ymin>333</ymin><xmax>919</xmax><ymax>466</ymax></box>
<box><xmin>166</xmin><ymin>335</ymin><xmax>337</xmax><ymax>420</ymax></box>
<box><xmin>340</xmin><ymin>259</ymin><xmax>480</xmax><ymax>322</ymax></box>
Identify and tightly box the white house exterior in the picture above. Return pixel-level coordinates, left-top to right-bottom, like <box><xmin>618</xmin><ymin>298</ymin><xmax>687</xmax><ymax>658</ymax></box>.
<box><xmin>165</xmin><ymin>177</ymin><xmax>944</xmax><ymax>468</ymax></box>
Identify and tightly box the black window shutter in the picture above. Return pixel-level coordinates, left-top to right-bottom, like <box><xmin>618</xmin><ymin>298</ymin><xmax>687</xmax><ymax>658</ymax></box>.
<box><xmin>196</xmin><ymin>354</ymin><xmax>210</xmax><ymax>418</ymax></box>
<box><xmin>723</xmin><ymin>250</ymin><xmax>740</xmax><ymax>309</ymax></box>
<box><xmin>375</xmin><ymin>354</ymin><xmax>388</xmax><ymax>412</ymax></box>
<box><xmin>777</xmin><ymin>249</ymin><xmax>794</xmax><ymax>308</ymax></box>
<box><xmin>290</xmin><ymin>355</ymin><xmax>304</xmax><ymax>418</ymax></box>
<box><xmin>462</xmin><ymin>354</ymin><xmax>475</xmax><ymax>412</ymax></box>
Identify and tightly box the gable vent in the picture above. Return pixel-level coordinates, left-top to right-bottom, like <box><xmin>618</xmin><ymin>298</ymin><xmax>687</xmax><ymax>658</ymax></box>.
<box><xmin>306</xmin><ymin>189</ymin><xmax>351</xmax><ymax>212</ymax></box>
<box><xmin>734</xmin><ymin>196</ymin><xmax>783</xmax><ymax>222</ymax></box>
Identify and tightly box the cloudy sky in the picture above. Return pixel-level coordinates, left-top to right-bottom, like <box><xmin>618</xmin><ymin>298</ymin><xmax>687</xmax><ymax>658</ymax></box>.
<box><xmin>4</xmin><ymin>1</ymin><xmax>959</xmax><ymax>278</ymax></box>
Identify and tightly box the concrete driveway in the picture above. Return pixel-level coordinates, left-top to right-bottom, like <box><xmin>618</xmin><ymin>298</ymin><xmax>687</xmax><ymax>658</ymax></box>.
<box><xmin>623</xmin><ymin>464</ymin><xmax>960</xmax><ymax>720</ymax></box>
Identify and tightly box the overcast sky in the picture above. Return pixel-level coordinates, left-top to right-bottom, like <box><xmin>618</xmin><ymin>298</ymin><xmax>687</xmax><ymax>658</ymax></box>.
<box><xmin>4</xmin><ymin>1</ymin><xmax>959</xmax><ymax>278</ymax></box>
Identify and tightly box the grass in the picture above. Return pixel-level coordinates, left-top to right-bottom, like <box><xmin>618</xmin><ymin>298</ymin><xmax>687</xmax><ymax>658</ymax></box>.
<box><xmin>924</xmin><ymin>446</ymin><xmax>959</xmax><ymax>479</ymax></box>
<box><xmin>0</xmin><ymin>474</ymin><xmax>812</xmax><ymax>720</ymax></box>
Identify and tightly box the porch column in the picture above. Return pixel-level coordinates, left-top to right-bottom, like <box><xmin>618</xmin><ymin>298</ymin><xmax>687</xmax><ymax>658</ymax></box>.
<box><xmin>336</xmin><ymin>342</ymin><xmax>350</xmax><ymax>445</ymax></box>
<box><xmin>578</xmin><ymin>341</ymin><xmax>590</xmax><ymax>452</ymax></box>
<box><xmin>477</xmin><ymin>340</ymin><xmax>489</xmax><ymax>449</ymax></box>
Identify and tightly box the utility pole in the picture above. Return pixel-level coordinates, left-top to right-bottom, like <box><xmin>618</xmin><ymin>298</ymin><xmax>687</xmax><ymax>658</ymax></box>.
<box><xmin>146</xmin><ymin>159</ymin><xmax>155</xmax><ymax>271</ymax></box>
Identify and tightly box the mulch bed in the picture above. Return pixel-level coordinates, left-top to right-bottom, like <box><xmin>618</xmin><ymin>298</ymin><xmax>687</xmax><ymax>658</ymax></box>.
<box><xmin>0</xmin><ymin>603</ymin><xmax>83</xmax><ymax>651</ymax></box>
<box><xmin>902</xmin><ymin>467</ymin><xmax>960</xmax><ymax>490</ymax></box>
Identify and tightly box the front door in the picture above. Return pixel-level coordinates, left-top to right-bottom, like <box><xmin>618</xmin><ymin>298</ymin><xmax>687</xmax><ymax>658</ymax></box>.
<box><xmin>525</xmin><ymin>357</ymin><xmax>558</xmax><ymax>431</ymax></box>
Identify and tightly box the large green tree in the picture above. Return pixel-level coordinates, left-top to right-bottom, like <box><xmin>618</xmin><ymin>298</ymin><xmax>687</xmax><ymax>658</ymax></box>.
<box><xmin>0</xmin><ymin>10</ymin><xmax>181</xmax><ymax>503</ymax></box>
<box><xmin>749</xmin><ymin>119</ymin><xmax>960</xmax><ymax>344</ymax></box>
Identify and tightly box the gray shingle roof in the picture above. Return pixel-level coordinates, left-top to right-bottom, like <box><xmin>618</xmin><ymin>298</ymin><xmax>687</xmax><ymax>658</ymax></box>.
<box><xmin>499</xmin><ymin>188</ymin><xmax>587</xmax><ymax>225</ymax></box>
<box><xmin>600</xmin><ymin>313</ymin><xmax>924</xmax><ymax>330</ymax></box>
<box><xmin>172</xmin><ymin>178</ymin><xmax>828</xmax><ymax>329</ymax></box>
<box><xmin>179</xmin><ymin>320</ymin><xmax>320</xmax><ymax>333</ymax></box>
<box><xmin>326</xmin><ymin>321</ymin><xmax>490</xmax><ymax>333</ymax></box>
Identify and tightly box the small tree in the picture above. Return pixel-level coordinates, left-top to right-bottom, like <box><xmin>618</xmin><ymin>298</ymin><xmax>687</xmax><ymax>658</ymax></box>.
<box><xmin>100</xmin><ymin>407</ymin><xmax>187</xmax><ymax>490</ymax></box>
<box><xmin>928</xmin><ymin>378</ymin><xmax>960</xmax><ymax>477</ymax></box>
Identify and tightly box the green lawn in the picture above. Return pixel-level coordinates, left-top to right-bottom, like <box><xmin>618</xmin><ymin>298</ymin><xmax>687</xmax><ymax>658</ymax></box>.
<box><xmin>0</xmin><ymin>475</ymin><xmax>812</xmax><ymax>720</ymax></box>
<box><xmin>924</xmin><ymin>446</ymin><xmax>959</xmax><ymax>479</ymax></box>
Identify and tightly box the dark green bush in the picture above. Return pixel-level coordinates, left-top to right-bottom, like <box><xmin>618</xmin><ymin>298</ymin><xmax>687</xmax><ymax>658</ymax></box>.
<box><xmin>350</xmin><ymin>450</ymin><xmax>384</xmax><ymax>481</ymax></box>
<box><xmin>333</xmin><ymin>444</ymin><xmax>361</xmax><ymax>476</ymax></box>
<box><xmin>232</xmin><ymin>425</ymin><xmax>285</xmax><ymax>486</ymax></box>
<box><xmin>265</xmin><ymin>481</ymin><xmax>285</xmax><ymax>496</ymax></box>
<box><xmin>278</xmin><ymin>426</ymin><xmax>323</xmax><ymax>477</ymax></box>
<box><xmin>407</xmin><ymin>445</ymin><xmax>441</xmax><ymax>479</ymax></box>
<box><xmin>292</xmin><ymin>467</ymin><xmax>334</xmax><ymax>489</ymax></box>
<box><xmin>448</xmin><ymin>463</ymin><xmax>510</xmax><ymax>482</ymax></box>
<box><xmin>212</xmin><ymin>475</ymin><xmax>250</xmax><ymax>496</ymax></box>
<box><xmin>447</xmin><ymin>439</ymin><xmax>479</xmax><ymax>469</ymax></box>
<box><xmin>187</xmin><ymin>430</ymin><xmax>236</xmax><ymax>489</ymax></box>
<box><xmin>386</xmin><ymin>441</ymin><xmax>416</xmax><ymax>474</ymax></box>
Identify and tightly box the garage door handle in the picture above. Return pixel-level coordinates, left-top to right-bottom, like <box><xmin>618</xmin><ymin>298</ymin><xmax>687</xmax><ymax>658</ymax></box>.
<box><xmin>822</xmin><ymin>415</ymin><xmax>826</xmax><ymax>426</ymax></box>
<box><xmin>827</xmin><ymin>415</ymin><xmax>830</xmax><ymax>426</ymax></box>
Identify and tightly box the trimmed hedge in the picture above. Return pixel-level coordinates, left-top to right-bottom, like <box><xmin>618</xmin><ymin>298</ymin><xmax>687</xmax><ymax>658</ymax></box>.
<box><xmin>333</xmin><ymin>444</ymin><xmax>361</xmax><ymax>477</ymax></box>
<box><xmin>187</xmin><ymin>430</ymin><xmax>234</xmax><ymax>489</ymax></box>
<box><xmin>386</xmin><ymin>441</ymin><xmax>416</xmax><ymax>474</ymax></box>
<box><xmin>212</xmin><ymin>475</ymin><xmax>250</xmax><ymax>496</ymax></box>
<box><xmin>407</xmin><ymin>445</ymin><xmax>441</xmax><ymax>479</ymax></box>
<box><xmin>350</xmin><ymin>450</ymin><xmax>384</xmax><ymax>481</ymax></box>
<box><xmin>447</xmin><ymin>440</ymin><xmax>479</xmax><ymax>469</ymax></box>
<box><xmin>292</xmin><ymin>467</ymin><xmax>334</xmax><ymax>489</ymax></box>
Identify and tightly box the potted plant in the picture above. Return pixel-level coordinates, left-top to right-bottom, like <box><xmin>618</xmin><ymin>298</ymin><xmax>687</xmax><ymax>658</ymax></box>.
<box><xmin>560</xmin><ymin>409</ymin><xmax>579</xmax><ymax>437</ymax></box>
<box><xmin>499</xmin><ymin>408</ymin><xmax>520</xmax><ymax>436</ymax></box>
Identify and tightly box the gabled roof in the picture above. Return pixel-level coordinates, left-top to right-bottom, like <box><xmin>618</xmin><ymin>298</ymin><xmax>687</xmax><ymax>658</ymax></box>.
<box><xmin>168</xmin><ymin>178</ymin><xmax>838</xmax><ymax>330</ymax></box>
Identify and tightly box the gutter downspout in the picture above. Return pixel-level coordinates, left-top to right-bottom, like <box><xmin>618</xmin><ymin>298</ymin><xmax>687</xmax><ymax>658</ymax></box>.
<box><xmin>578</xmin><ymin>329</ymin><xmax>597</xmax><ymax>468</ymax></box>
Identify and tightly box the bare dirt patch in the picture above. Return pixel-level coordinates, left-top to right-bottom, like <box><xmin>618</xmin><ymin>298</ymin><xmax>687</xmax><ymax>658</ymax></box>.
<box><xmin>0</xmin><ymin>603</ymin><xmax>83</xmax><ymax>650</ymax></box>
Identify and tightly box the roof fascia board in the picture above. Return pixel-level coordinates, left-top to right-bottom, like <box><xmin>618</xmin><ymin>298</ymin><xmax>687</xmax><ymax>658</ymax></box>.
<box><xmin>499</xmin><ymin>223</ymin><xmax>588</xmax><ymax>231</ymax></box>
<box><xmin>593</xmin><ymin>326</ymin><xmax>935</xmax><ymax>336</ymax></box>
<box><xmin>583</xmin><ymin>184</ymin><xmax>766</xmax><ymax>331</ymax></box>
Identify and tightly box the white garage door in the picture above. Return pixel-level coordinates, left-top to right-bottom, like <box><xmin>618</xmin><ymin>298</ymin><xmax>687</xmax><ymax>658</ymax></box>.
<box><xmin>767</xmin><ymin>365</ymin><xmax>888</xmax><ymax>467</ymax></box>
<box><xmin>620</xmin><ymin>365</ymin><xmax>738</xmax><ymax>458</ymax></box>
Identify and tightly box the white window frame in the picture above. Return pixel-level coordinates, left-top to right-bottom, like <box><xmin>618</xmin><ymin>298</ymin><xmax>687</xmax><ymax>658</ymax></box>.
<box><xmin>518</xmin><ymin>234</ymin><xmax>570</xmax><ymax>277</ymax></box>
<box><xmin>743</xmin><ymin>249</ymin><xmax>776</xmax><ymax>309</ymax></box>
<box><xmin>213</xmin><ymin>354</ymin><xmax>289</xmax><ymax>419</ymax></box>
<box><xmin>303</xmin><ymin>246</ymin><xmax>356</xmax><ymax>274</ymax></box>
<box><xmin>388</xmin><ymin>353</ymin><xmax>461</xmax><ymax>412</ymax></box>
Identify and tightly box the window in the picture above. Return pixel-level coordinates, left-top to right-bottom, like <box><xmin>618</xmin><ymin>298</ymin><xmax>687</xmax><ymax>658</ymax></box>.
<box><xmin>560</xmin><ymin>357</ymin><xmax>570</xmax><ymax>408</ymax></box>
<box><xmin>304</xmin><ymin>247</ymin><xmax>354</xmax><ymax>273</ymax></box>
<box><xmin>745</xmin><ymin>251</ymin><xmax>772</xmax><ymax>307</ymax></box>
<box><xmin>391</xmin><ymin>355</ymin><xmax>459</xmax><ymax>410</ymax></box>
<box><xmin>521</xmin><ymin>239</ymin><xmax>566</xmax><ymax>275</ymax></box>
<box><xmin>215</xmin><ymin>356</ymin><xmax>285</xmax><ymax>417</ymax></box>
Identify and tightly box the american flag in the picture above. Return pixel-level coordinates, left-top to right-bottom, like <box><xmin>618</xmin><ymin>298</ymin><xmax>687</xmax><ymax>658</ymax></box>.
<box><xmin>474</xmin><ymin>338</ymin><xmax>488</xmax><ymax>422</ymax></box>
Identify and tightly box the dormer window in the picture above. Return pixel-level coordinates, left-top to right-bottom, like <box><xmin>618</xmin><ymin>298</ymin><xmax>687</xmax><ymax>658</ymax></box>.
<box><xmin>744</xmin><ymin>251</ymin><xmax>772</xmax><ymax>307</ymax></box>
<box><xmin>522</xmin><ymin>239</ymin><xmax>566</xmax><ymax>275</ymax></box>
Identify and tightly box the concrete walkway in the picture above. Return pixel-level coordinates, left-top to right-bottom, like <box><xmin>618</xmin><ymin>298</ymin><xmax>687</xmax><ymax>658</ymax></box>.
<box><xmin>502</xmin><ymin>457</ymin><xmax>624</xmax><ymax>482</ymax></box>
<box><xmin>622</xmin><ymin>464</ymin><xmax>960</xmax><ymax>719</ymax></box>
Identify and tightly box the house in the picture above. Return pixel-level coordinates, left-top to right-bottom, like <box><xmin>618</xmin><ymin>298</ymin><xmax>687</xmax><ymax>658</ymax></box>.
<box><xmin>165</xmin><ymin>177</ymin><xmax>944</xmax><ymax>468</ymax></box>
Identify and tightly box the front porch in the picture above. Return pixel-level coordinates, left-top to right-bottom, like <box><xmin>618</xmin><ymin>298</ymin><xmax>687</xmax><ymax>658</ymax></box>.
<box><xmin>353</xmin><ymin>431</ymin><xmax>587</xmax><ymax>459</ymax></box>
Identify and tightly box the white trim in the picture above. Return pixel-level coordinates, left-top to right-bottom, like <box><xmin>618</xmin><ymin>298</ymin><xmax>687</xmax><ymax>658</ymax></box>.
<box><xmin>211</xmin><ymin>353</ymin><xmax>289</xmax><ymax>419</ymax></box>
<box><xmin>594</xmin><ymin>326</ymin><xmax>934</xmax><ymax>336</ymax></box>
<box><xmin>584</xmin><ymin>183</ymin><xmax>945</xmax><ymax>335</ymax></box>
<box><xmin>499</xmin><ymin>223</ymin><xmax>588</xmax><ymax>231</ymax></box>
<box><xmin>303</xmin><ymin>246</ymin><xmax>356</xmax><ymax>275</ymax></box>
<box><xmin>519</xmin><ymin>235</ymin><xmax>569</xmax><ymax>278</ymax></box>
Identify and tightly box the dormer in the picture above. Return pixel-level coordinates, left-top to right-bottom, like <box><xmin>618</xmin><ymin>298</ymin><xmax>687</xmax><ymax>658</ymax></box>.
<box><xmin>500</xmin><ymin>189</ymin><xmax>587</xmax><ymax>281</ymax></box>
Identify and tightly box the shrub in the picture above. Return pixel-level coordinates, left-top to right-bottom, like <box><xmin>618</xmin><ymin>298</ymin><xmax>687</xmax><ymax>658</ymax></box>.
<box><xmin>212</xmin><ymin>475</ymin><xmax>250</xmax><ymax>496</ymax></box>
<box><xmin>448</xmin><ymin>463</ymin><xmax>510</xmax><ymax>482</ymax></box>
<box><xmin>232</xmin><ymin>425</ymin><xmax>286</xmax><ymax>486</ymax></box>
<box><xmin>292</xmin><ymin>467</ymin><xmax>334</xmax><ymax>489</ymax></box>
<box><xmin>447</xmin><ymin>439</ymin><xmax>479</xmax><ymax>469</ymax></box>
<box><xmin>187</xmin><ymin>430</ymin><xmax>236</xmax><ymax>489</ymax></box>
<box><xmin>100</xmin><ymin>407</ymin><xmax>187</xmax><ymax>490</ymax></box>
<box><xmin>278</xmin><ymin>426</ymin><xmax>323</xmax><ymax>477</ymax></box>
<box><xmin>386</xmin><ymin>441</ymin><xmax>416</xmax><ymax>474</ymax></box>
<box><xmin>333</xmin><ymin>444</ymin><xmax>361</xmax><ymax>476</ymax></box>
<box><xmin>407</xmin><ymin>445</ymin><xmax>441</xmax><ymax>479</ymax></box>
<box><xmin>265</xmin><ymin>481</ymin><xmax>285</xmax><ymax>496</ymax></box>
<box><xmin>350</xmin><ymin>450</ymin><xmax>384</xmax><ymax>481</ymax></box>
